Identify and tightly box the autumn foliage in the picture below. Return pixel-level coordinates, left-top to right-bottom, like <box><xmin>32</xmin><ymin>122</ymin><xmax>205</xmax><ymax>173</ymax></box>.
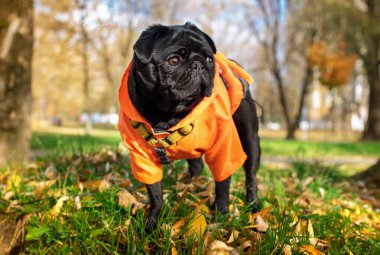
<box><xmin>307</xmin><ymin>41</ymin><xmax>357</xmax><ymax>88</ymax></box>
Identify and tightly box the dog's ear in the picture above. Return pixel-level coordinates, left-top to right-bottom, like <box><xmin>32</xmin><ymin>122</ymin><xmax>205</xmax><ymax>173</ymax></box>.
<box><xmin>133</xmin><ymin>24</ymin><xmax>169</xmax><ymax>64</ymax></box>
<box><xmin>184</xmin><ymin>22</ymin><xmax>217</xmax><ymax>53</ymax></box>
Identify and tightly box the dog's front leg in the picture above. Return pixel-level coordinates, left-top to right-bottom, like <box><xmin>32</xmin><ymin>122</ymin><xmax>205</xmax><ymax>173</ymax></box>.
<box><xmin>212</xmin><ymin>177</ymin><xmax>231</xmax><ymax>213</ymax></box>
<box><xmin>145</xmin><ymin>181</ymin><xmax>163</xmax><ymax>233</ymax></box>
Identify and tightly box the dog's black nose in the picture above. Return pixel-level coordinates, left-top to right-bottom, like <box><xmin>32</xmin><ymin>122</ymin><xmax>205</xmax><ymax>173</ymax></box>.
<box><xmin>192</xmin><ymin>61</ymin><xmax>204</xmax><ymax>71</ymax></box>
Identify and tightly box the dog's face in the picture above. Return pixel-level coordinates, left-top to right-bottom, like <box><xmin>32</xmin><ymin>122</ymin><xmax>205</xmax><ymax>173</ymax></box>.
<box><xmin>131</xmin><ymin>22</ymin><xmax>217</xmax><ymax>114</ymax></box>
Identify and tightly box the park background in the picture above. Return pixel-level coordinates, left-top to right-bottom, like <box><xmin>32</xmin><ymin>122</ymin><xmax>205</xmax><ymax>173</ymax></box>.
<box><xmin>0</xmin><ymin>0</ymin><xmax>380</xmax><ymax>254</ymax></box>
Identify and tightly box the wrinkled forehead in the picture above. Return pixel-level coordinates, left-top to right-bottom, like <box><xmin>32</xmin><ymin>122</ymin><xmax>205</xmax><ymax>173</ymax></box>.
<box><xmin>154</xmin><ymin>27</ymin><xmax>212</xmax><ymax>55</ymax></box>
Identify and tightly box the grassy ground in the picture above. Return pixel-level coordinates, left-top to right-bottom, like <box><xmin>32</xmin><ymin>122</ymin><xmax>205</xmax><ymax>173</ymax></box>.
<box><xmin>0</xmin><ymin>127</ymin><xmax>378</xmax><ymax>254</ymax></box>
<box><xmin>1</xmin><ymin>148</ymin><xmax>379</xmax><ymax>254</ymax></box>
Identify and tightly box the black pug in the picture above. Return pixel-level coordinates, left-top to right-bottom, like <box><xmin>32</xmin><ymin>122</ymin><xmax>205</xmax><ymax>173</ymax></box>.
<box><xmin>118</xmin><ymin>22</ymin><xmax>261</xmax><ymax>233</ymax></box>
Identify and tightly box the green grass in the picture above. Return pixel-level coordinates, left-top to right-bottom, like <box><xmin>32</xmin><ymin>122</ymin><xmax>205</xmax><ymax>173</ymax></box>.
<box><xmin>4</xmin><ymin>128</ymin><xmax>374</xmax><ymax>253</ymax></box>
<box><xmin>260</xmin><ymin>138</ymin><xmax>380</xmax><ymax>158</ymax></box>
<box><xmin>1</xmin><ymin>146</ymin><xmax>379</xmax><ymax>254</ymax></box>
<box><xmin>32</xmin><ymin>129</ymin><xmax>380</xmax><ymax>158</ymax></box>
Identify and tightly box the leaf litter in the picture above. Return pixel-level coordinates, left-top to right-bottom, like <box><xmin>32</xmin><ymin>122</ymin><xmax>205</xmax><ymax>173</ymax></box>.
<box><xmin>0</xmin><ymin>148</ymin><xmax>379</xmax><ymax>254</ymax></box>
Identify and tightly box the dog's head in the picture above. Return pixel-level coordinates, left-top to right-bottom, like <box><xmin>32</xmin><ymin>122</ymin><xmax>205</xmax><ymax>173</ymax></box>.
<box><xmin>130</xmin><ymin>22</ymin><xmax>216</xmax><ymax>114</ymax></box>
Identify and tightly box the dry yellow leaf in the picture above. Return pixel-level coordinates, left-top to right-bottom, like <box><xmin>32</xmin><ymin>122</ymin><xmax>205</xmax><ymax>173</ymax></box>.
<box><xmin>249</xmin><ymin>205</ymin><xmax>273</xmax><ymax>223</ymax></box>
<box><xmin>299</xmin><ymin>245</ymin><xmax>325</xmax><ymax>255</ymax></box>
<box><xmin>171</xmin><ymin>246</ymin><xmax>178</xmax><ymax>255</ymax></box>
<box><xmin>195</xmin><ymin>204</ymin><xmax>210</xmax><ymax>214</ymax></box>
<box><xmin>172</xmin><ymin>217</ymin><xmax>187</xmax><ymax>231</ymax></box>
<box><xmin>307</xmin><ymin>219</ymin><xmax>314</xmax><ymax>238</ymax></box>
<box><xmin>50</xmin><ymin>196</ymin><xmax>70</xmax><ymax>218</ymax></box>
<box><xmin>226</xmin><ymin>230</ymin><xmax>239</xmax><ymax>243</ymax></box>
<box><xmin>6</xmin><ymin>174</ymin><xmax>21</xmax><ymax>191</ymax></box>
<box><xmin>185</xmin><ymin>214</ymin><xmax>207</xmax><ymax>238</ymax></box>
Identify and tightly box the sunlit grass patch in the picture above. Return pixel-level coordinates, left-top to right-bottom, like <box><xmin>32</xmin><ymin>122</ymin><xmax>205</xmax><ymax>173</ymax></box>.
<box><xmin>32</xmin><ymin>128</ymin><xmax>380</xmax><ymax>158</ymax></box>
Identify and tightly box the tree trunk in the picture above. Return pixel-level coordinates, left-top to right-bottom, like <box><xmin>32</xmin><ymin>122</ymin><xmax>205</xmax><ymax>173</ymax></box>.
<box><xmin>286</xmin><ymin>65</ymin><xmax>313</xmax><ymax>139</ymax></box>
<box><xmin>361</xmin><ymin>0</ymin><xmax>380</xmax><ymax>140</ymax></box>
<box><xmin>0</xmin><ymin>0</ymin><xmax>34</xmax><ymax>165</ymax></box>
<box><xmin>362</xmin><ymin>59</ymin><xmax>380</xmax><ymax>140</ymax></box>
<box><xmin>76</xmin><ymin>0</ymin><xmax>92</xmax><ymax>135</ymax></box>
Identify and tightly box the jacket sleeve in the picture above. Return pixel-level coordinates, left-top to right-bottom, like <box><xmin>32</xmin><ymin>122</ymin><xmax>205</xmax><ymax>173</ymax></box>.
<box><xmin>118</xmin><ymin>112</ymin><xmax>163</xmax><ymax>184</ymax></box>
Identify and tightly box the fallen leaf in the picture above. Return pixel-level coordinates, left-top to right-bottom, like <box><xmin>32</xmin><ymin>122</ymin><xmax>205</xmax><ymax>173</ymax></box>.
<box><xmin>6</xmin><ymin>174</ymin><xmax>21</xmax><ymax>191</ymax></box>
<box><xmin>193</xmin><ymin>176</ymin><xmax>211</xmax><ymax>189</ymax></box>
<box><xmin>249</xmin><ymin>205</ymin><xmax>273</xmax><ymax>223</ymax></box>
<box><xmin>299</xmin><ymin>245</ymin><xmax>325</xmax><ymax>255</ymax></box>
<box><xmin>50</xmin><ymin>196</ymin><xmax>70</xmax><ymax>218</ymax></box>
<box><xmin>241</xmin><ymin>240</ymin><xmax>252</xmax><ymax>252</ymax></box>
<box><xmin>309</xmin><ymin>238</ymin><xmax>329</xmax><ymax>248</ymax></box>
<box><xmin>282</xmin><ymin>244</ymin><xmax>292</xmax><ymax>255</ymax></box>
<box><xmin>202</xmin><ymin>231</ymin><xmax>213</xmax><ymax>254</ymax></box>
<box><xmin>92</xmin><ymin>180</ymin><xmax>111</xmax><ymax>192</ymax></box>
<box><xmin>195</xmin><ymin>204</ymin><xmax>210</xmax><ymax>215</ymax></box>
<box><xmin>207</xmin><ymin>240</ymin><xmax>239</xmax><ymax>255</ymax></box>
<box><xmin>3</xmin><ymin>191</ymin><xmax>14</xmax><ymax>200</ymax></box>
<box><xmin>172</xmin><ymin>217</ymin><xmax>187</xmax><ymax>232</ymax></box>
<box><xmin>117</xmin><ymin>190</ymin><xmax>144</xmax><ymax>215</ymax></box>
<box><xmin>173</xmin><ymin>182</ymin><xmax>194</xmax><ymax>191</ymax></box>
<box><xmin>307</xmin><ymin>219</ymin><xmax>314</xmax><ymax>238</ymax></box>
<box><xmin>185</xmin><ymin>214</ymin><xmax>207</xmax><ymax>238</ymax></box>
<box><xmin>255</xmin><ymin>215</ymin><xmax>269</xmax><ymax>232</ymax></box>
<box><xmin>319</xmin><ymin>187</ymin><xmax>325</xmax><ymax>198</ymax></box>
<box><xmin>226</xmin><ymin>230</ymin><xmax>239</xmax><ymax>243</ymax></box>
<box><xmin>75</xmin><ymin>196</ymin><xmax>81</xmax><ymax>210</ymax></box>
<box><xmin>29</xmin><ymin>180</ymin><xmax>56</xmax><ymax>197</ymax></box>
<box><xmin>171</xmin><ymin>246</ymin><xmax>178</xmax><ymax>255</ymax></box>
<box><xmin>44</xmin><ymin>164</ymin><xmax>58</xmax><ymax>180</ymax></box>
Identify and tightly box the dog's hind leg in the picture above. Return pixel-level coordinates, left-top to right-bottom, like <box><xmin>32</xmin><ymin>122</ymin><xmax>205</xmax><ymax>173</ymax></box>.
<box><xmin>187</xmin><ymin>158</ymin><xmax>204</xmax><ymax>177</ymax></box>
<box><xmin>233</xmin><ymin>92</ymin><xmax>261</xmax><ymax>212</ymax></box>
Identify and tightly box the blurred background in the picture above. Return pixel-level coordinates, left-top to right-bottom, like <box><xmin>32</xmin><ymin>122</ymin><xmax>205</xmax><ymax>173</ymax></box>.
<box><xmin>1</xmin><ymin>0</ymin><xmax>379</xmax><ymax>165</ymax></box>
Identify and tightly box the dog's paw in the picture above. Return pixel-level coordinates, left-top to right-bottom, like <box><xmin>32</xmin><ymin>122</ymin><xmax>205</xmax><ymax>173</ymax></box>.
<box><xmin>145</xmin><ymin>217</ymin><xmax>158</xmax><ymax>234</ymax></box>
<box><xmin>211</xmin><ymin>202</ymin><xmax>229</xmax><ymax>214</ymax></box>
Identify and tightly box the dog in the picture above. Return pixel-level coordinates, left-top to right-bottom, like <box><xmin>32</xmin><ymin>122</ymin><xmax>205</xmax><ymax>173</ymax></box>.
<box><xmin>118</xmin><ymin>22</ymin><xmax>261</xmax><ymax>233</ymax></box>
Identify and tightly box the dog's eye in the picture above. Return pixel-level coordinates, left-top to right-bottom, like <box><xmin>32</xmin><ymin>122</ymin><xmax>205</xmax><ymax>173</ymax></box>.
<box><xmin>206</xmin><ymin>56</ymin><xmax>213</xmax><ymax>64</ymax></box>
<box><xmin>168</xmin><ymin>56</ymin><xmax>181</xmax><ymax>66</ymax></box>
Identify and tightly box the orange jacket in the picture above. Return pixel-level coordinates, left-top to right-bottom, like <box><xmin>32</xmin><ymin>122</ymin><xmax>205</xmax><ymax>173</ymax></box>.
<box><xmin>118</xmin><ymin>53</ymin><xmax>253</xmax><ymax>184</ymax></box>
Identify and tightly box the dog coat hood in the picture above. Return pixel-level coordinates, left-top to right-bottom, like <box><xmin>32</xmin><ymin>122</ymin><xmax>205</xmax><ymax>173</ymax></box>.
<box><xmin>118</xmin><ymin>53</ymin><xmax>253</xmax><ymax>184</ymax></box>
